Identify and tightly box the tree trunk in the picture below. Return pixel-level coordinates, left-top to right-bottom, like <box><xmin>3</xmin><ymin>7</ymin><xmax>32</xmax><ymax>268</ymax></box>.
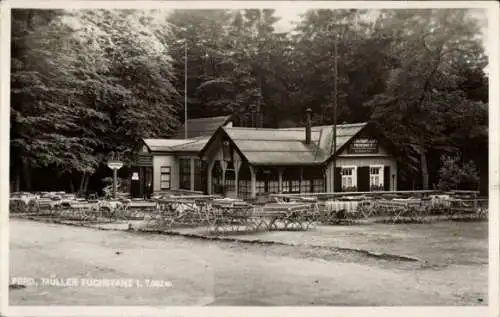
<box><xmin>14</xmin><ymin>165</ymin><xmax>21</xmax><ymax>192</ymax></box>
<box><xmin>68</xmin><ymin>174</ymin><xmax>75</xmax><ymax>193</ymax></box>
<box><xmin>78</xmin><ymin>171</ymin><xmax>87</xmax><ymax>195</ymax></box>
<box><xmin>82</xmin><ymin>173</ymin><xmax>90</xmax><ymax>195</ymax></box>
<box><xmin>418</xmin><ymin>136</ymin><xmax>429</xmax><ymax>190</ymax></box>
<box><xmin>21</xmin><ymin>157</ymin><xmax>31</xmax><ymax>191</ymax></box>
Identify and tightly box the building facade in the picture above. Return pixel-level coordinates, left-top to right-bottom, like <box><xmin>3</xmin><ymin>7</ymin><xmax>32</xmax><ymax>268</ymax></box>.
<box><xmin>130</xmin><ymin>116</ymin><xmax>231</xmax><ymax>197</ymax></box>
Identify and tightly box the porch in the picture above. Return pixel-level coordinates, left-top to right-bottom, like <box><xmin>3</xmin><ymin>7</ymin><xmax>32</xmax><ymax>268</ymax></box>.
<box><xmin>207</xmin><ymin>161</ymin><xmax>326</xmax><ymax>200</ymax></box>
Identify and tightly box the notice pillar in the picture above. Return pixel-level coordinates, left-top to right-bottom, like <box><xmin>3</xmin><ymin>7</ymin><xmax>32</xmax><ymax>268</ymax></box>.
<box><xmin>107</xmin><ymin>159</ymin><xmax>123</xmax><ymax>199</ymax></box>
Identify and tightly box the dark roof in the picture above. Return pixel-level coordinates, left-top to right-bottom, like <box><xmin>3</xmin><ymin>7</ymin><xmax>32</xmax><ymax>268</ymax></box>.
<box><xmin>172</xmin><ymin>115</ymin><xmax>232</xmax><ymax>139</ymax></box>
<box><xmin>169</xmin><ymin>136</ymin><xmax>211</xmax><ymax>153</ymax></box>
<box><xmin>216</xmin><ymin>123</ymin><xmax>367</xmax><ymax>165</ymax></box>
<box><xmin>143</xmin><ymin>139</ymin><xmax>194</xmax><ymax>152</ymax></box>
<box><xmin>143</xmin><ymin>115</ymin><xmax>231</xmax><ymax>153</ymax></box>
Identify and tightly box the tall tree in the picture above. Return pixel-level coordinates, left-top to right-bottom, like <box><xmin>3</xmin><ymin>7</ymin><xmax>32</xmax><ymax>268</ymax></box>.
<box><xmin>11</xmin><ymin>9</ymin><xmax>179</xmax><ymax>193</ymax></box>
<box><xmin>167</xmin><ymin>9</ymin><xmax>289</xmax><ymax>127</ymax></box>
<box><xmin>10</xmin><ymin>9</ymin><xmax>99</xmax><ymax>191</ymax></box>
<box><xmin>290</xmin><ymin>9</ymin><xmax>392</xmax><ymax>126</ymax></box>
<box><xmin>365</xmin><ymin>9</ymin><xmax>487</xmax><ymax>189</ymax></box>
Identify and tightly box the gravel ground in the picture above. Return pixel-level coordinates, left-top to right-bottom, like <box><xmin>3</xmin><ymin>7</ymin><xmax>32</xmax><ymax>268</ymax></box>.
<box><xmin>9</xmin><ymin>218</ymin><xmax>488</xmax><ymax>306</ymax></box>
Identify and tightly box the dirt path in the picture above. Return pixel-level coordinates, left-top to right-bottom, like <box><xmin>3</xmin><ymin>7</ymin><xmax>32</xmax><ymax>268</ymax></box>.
<box><xmin>9</xmin><ymin>219</ymin><xmax>487</xmax><ymax>306</ymax></box>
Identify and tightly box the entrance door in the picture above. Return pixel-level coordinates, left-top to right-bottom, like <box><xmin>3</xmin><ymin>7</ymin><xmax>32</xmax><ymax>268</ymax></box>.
<box><xmin>195</xmin><ymin>159</ymin><xmax>208</xmax><ymax>194</ymax></box>
<box><xmin>143</xmin><ymin>167</ymin><xmax>153</xmax><ymax>198</ymax></box>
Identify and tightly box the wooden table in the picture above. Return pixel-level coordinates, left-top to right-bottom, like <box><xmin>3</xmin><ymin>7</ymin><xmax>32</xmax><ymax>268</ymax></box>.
<box><xmin>150</xmin><ymin>199</ymin><xmax>205</xmax><ymax>228</ymax></box>
<box><xmin>374</xmin><ymin>199</ymin><xmax>429</xmax><ymax>223</ymax></box>
<box><xmin>446</xmin><ymin>198</ymin><xmax>488</xmax><ymax>219</ymax></box>
<box><xmin>205</xmin><ymin>202</ymin><xmax>256</xmax><ymax>234</ymax></box>
<box><xmin>255</xmin><ymin>203</ymin><xmax>318</xmax><ymax>231</ymax></box>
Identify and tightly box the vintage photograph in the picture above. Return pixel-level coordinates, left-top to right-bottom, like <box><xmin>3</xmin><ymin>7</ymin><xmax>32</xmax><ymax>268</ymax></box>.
<box><xmin>5</xmin><ymin>3</ymin><xmax>491</xmax><ymax>308</ymax></box>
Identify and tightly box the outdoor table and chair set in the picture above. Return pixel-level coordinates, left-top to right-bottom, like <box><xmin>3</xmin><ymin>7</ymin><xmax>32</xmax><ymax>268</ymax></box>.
<box><xmin>10</xmin><ymin>190</ymin><xmax>488</xmax><ymax>234</ymax></box>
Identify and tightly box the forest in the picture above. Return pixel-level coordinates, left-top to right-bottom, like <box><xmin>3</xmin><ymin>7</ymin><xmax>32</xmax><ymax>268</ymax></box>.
<box><xmin>10</xmin><ymin>8</ymin><xmax>489</xmax><ymax>195</ymax></box>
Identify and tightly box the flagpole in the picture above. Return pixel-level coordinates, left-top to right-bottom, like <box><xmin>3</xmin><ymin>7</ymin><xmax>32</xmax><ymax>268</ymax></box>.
<box><xmin>332</xmin><ymin>35</ymin><xmax>338</xmax><ymax>192</ymax></box>
<box><xmin>184</xmin><ymin>42</ymin><xmax>188</xmax><ymax>139</ymax></box>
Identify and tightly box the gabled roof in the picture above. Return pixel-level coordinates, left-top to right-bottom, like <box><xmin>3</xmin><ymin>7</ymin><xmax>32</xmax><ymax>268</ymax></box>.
<box><xmin>171</xmin><ymin>115</ymin><xmax>232</xmax><ymax>139</ymax></box>
<box><xmin>169</xmin><ymin>136</ymin><xmax>211</xmax><ymax>153</ymax></box>
<box><xmin>142</xmin><ymin>139</ymin><xmax>193</xmax><ymax>152</ymax></box>
<box><xmin>143</xmin><ymin>136</ymin><xmax>211</xmax><ymax>153</ymax></box>
<box><xmin>142</xmin><ymin>115</ymin><xmax>231</xmax><ymax>153</ymax></box>
<box><xmin>204</xmin><ymin>122</ymin><xmax>368</xmax><ymax>165</ymax></box>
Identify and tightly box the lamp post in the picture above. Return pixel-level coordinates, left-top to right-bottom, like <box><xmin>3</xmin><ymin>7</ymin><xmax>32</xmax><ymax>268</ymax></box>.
<box><xmin>332</xmin><ymin>35</ymin><xmax>338</xmax><ymax>190</ymax></box>
<box><xmin>328</xmin><ymin>30</ymin><xmax>339</xmax><ymax>192</ymax></box>
<box><xmin>107</xmin><ymin>158</ymin><xmax>123</xmax><ymax>199</ymax></box>
<box><xmin>184</xmin><ymin>41</ymin><xmax>188</xmax><ymax>139</ymax></box>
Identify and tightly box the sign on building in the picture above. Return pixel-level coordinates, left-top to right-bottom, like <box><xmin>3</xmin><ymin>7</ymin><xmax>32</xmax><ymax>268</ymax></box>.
<box><xmin>348</xmin><ymin>138</ymin><xmax>378</xmax><ymax>154</ymax></box>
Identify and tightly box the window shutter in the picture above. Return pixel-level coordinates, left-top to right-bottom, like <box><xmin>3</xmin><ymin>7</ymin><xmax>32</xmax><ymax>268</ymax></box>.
<box><xmin>384</xmin><ymin>166</ymin><xmax>391</xmax><ymax>191</ymax></box>
<box><xmin>334</xmin><ymin>168</ymin><xmax>342</xmax><ymax>192</ymax></box>
<box><xmin>357</xmin><ymin>166</ymin><xmax>370</xmax><ymax>192</ymax></box>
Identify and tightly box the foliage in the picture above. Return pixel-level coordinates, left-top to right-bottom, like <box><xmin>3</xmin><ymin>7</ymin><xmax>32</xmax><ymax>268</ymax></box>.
<box><xmin>363</xmin><ymin>9</ymin><xmax>487</xmax><ymax>188</ymax></box>
<box><xmin>10</xmin><ymin>9</ymin><xmax>98</xmax><ymax>174</ymax></box>
<box><xmin>291</xmin><ymin>9</ymin><xmax>388</xmax><ymax>126</ymax></box>
<box><xmin>436</xmin><ymin>154</ymin><xmax>480</xmax><ymax>190</ymax></box>
<box><xmin>11</xmin><ymin>9</ymin><xmax>179</xmax><ymax>191</ymax></box>
<box><xmin>166</xmin><ymin>9</ymin><xmax>290</xmax><ymax>127</ymax></box>
<box><xmin>102</xmin><ymin>177</ymin><xmax>131</xmax><ymax>196</ymax></box>
<box><xmin>10</xmin><ymin>8</ymin><xmax>488</xmax><ymax>194</ymax></box>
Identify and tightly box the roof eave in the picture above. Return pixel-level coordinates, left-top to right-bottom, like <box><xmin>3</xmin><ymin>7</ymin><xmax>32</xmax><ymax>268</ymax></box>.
<box><xmin>322</xmin><ymin>122</ymin><xmax>369</xmax><ymax>165</ymax></box>
<box><xmin>248</xmin><ymin>161</ymin><xmax>325</xmax><ymax>166</ymax></box>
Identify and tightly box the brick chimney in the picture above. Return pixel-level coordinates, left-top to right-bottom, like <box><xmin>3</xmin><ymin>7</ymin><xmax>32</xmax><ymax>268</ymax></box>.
<box><xmin>305</xmin><ymin>108</ymin><xmax>312</xmax><ymax>144</ymax></box>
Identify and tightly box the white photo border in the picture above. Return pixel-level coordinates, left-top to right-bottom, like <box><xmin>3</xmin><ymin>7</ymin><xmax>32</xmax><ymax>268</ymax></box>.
<box><xmin>0</xmin><ymin>1</ymin><xmax>498</xmax><ymax>317</ymax></box>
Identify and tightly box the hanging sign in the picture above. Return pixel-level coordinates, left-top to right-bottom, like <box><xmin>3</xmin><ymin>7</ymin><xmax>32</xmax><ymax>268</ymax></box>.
<box><xmin>131</xmin><ymin>172</ymin><xmax>139</xmax><ymax>180</ymax></box>
<box><xmin>107</xmin><ymin>159</ymin><xmax>123</xmax><ymax>170</ymax></box>
<box><xmin>348</xmin><ymin>138</ymin><xmax>378</xmax><ymax>154</ymax></box>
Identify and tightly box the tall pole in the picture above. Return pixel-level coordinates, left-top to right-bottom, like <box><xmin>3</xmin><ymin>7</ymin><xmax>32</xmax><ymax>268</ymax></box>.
<box><xmin>184</xmin><ymin>42</ymin><xmax>188</xmax><ymax>139</ymax></box>
<box><xmin>332</xmin><ymin>35</ymin><xmax>338</xmax><ymax>192</ymax></box>
<box><xmin>113</xmin><ymin>169</ymin><xmax>117</xmax><ymax>199</ymax></box>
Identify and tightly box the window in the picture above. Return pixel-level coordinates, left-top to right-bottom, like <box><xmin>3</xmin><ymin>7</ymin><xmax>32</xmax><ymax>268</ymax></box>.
<box><xmin>179</xmin><ymin>158</ymin><xmax>191</xmax><ymax>190</ymax></box>
<box><xmin>160</xmin><ymin>166</ymin><xmax>171</xmax><ymax>190</ymax></box>
<box><xmin>256</xmin><ymin>180</ymin><xmax>266</xmax><ymax>194</ymax></box>
<box><xmin>238</xmin><ymin>179</ymin><xmax>251</xmax><ymax>200</ymax></box>
<box><xmin>282</xmin><ymin>181</ymin><xmax>289</xmax><ymax>193</ymax></box>
<box><xmin>312</xmin><ymin>179</ymin><xmax>324</xmax><ymax>193</ymax></box>
<box><xmin>268</xmin><ymin>180</ymin><xmax>279</xmax><ymax>193</ymax></box>
<box><xmin>301</xmin><ymin>180</ymin><xmax>311</xmax><ymax>193</ymax></box>
<box><xmin>290</xmin><ymin>180</ymin><xmax>301</xmax><ymax>193</ymax></box>
<box><xmin>341</xmin><ymin>167</ymin><xmax>356</xmax><ymax>190</ymax></box>
<box><xmin>370</xmin><ymin>165</ymin><xmax>384</xmax><ymax>190</ymax></box>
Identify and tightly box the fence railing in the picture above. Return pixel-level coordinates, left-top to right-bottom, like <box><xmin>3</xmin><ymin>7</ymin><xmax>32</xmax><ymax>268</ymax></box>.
<box><xmin>270</xmin><ymin>190</ymin><xmax>480</xmax><ymax>202</ymax></box>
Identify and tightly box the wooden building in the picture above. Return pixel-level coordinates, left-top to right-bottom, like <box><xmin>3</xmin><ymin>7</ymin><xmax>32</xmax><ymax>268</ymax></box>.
<box><xmin>131</xmin><ymin>116</ymin><xmax>231</xmax><ymax>197</ymax></box>
<box><xmin>132</xmin><ymin>111</ymin><xmax>399</xmax><ymax>199</ymax></box>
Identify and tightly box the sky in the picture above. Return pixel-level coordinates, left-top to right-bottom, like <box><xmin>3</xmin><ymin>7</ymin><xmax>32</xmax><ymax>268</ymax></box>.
<box><xmin>271</xmin><ymin>7</ymin><xmax>489</xmax><ymax>74</ymax></box>
<box><xmin>273</xmin><ymin>7</ymin><xmax>487</xmax><ymax>32</ymax></box>
<box><xmin>273</xmin><ymin>7</ymin><xmax>308</xmax><ymax>32</ymax></box>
